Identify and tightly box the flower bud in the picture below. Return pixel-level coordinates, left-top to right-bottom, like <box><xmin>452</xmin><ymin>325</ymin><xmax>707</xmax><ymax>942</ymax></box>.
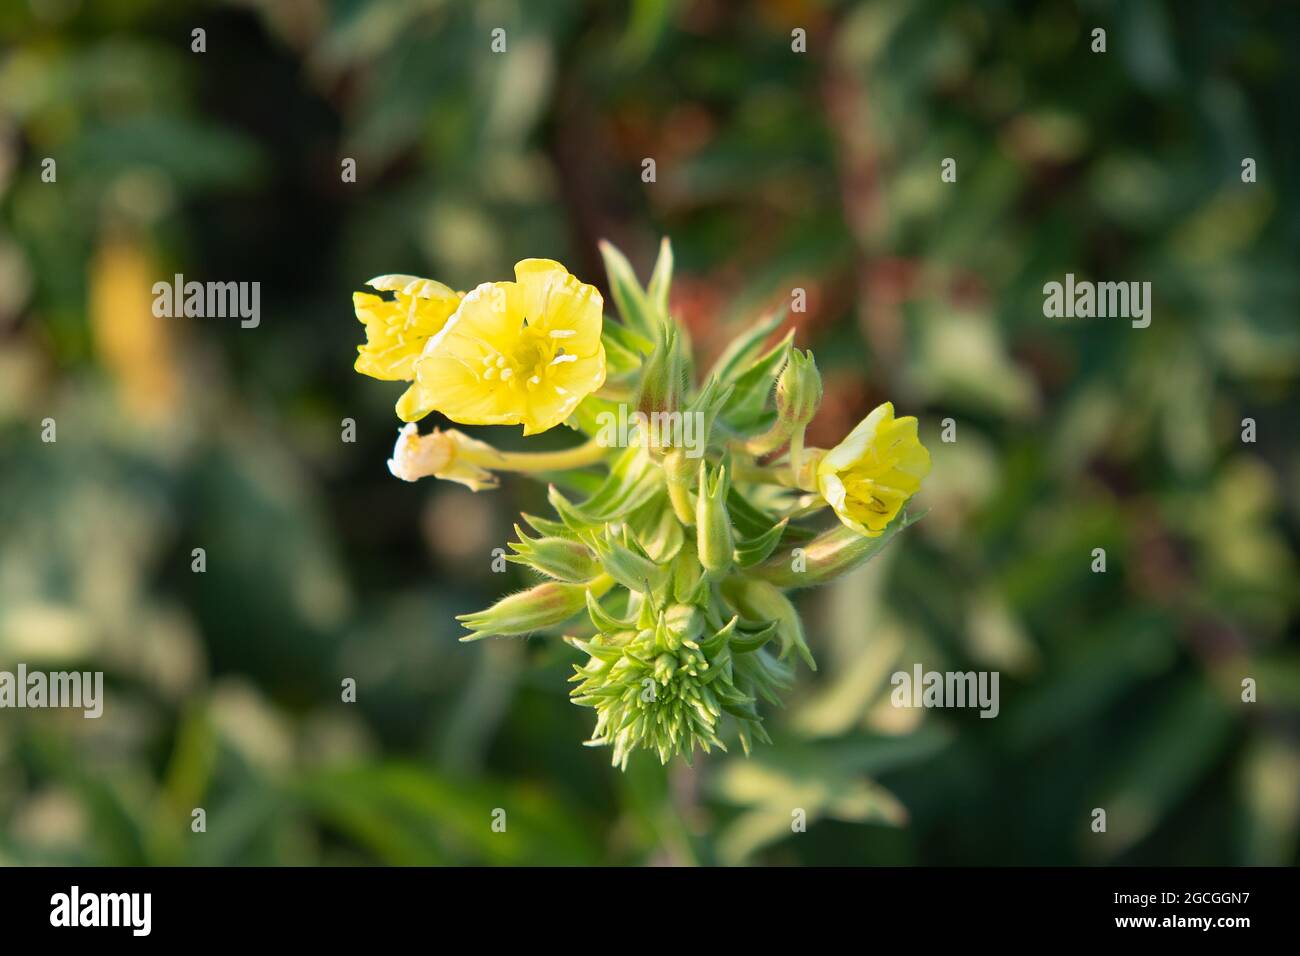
<box><xmin>661</xmin><ymin>446</ymin><xmax>690</xmax><ymax>477</ymax></box>
<box><xmin>775</xmin><ymin>349</ymin><xmax>822</xmax><ymax>428</ymax></box>
<box><xmin>749</xmin><ymin>513</ymin><xmax>919</xmax><ymax>589</ymax></box>
<box><xmin>592</xmin><ymin>526</ymin><xmax>669</xmax><ymax>594</ymax></box>
<box><xmin>742</xmin><ymin>349</ymin><xmax>820</xmax><ymax>459</ymax></box>
<box><xmin>664</xmin><ymin>603</ymin><xmax>705</xmax><ymax>644</ymax></box>
<box><xmin>663</xmin><ymin>448</ymin><xmax>697</xmax><ymax>525</ymax></box>
<box><xmin>672</xmin><ymin>549</ymin><xmax>707</xmax><ymax>604</ymax></box>
<box><xmin>719</xmin><ymin>576</ymin><xmax>815</xmax><ymax>670</ymax></box>
<box><xmin>387</xmin><ymin>423</ymin><xmax>498</xmax><ymax>490</ymax></box>
<box><xmin>654</xmin><ymin>652</ymin><xmax>678</xmax><ymax>684</ymax></box>
<box><xmin>458</xmin><ymin>576</ymin><xmax>611</xmax><ymax>639</ymax></box>
<box><xmin>507</xmin><ymin>525</ymin><xmax>600</xmax><ymax>582</ymax></box>
<box><xmin>695</xmin><ymin>461</ymin><xmax>734</xmax><ymax>575</ymax></box>
<box><xmin>636</xmin><ymin>322</ymin><xmax>687</xmax><ymax>423</ymax></box>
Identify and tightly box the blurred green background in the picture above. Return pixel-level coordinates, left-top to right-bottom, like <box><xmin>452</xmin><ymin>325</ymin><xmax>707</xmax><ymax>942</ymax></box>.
<box><xmin>1</xmin><ymin>0</ymin><xmax>1297</xmax><ymax>866</ymax></box>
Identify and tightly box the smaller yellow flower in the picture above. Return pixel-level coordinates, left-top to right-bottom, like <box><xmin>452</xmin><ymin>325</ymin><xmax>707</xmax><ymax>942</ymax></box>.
<box><xmin>401</xmin><ymin>259</ymin><xmax>606</xmax><ymax>434</ymax></box>
<box><xmin>353</xmin><ymin>275</ymin><xmax>463</xmax><ymax>411</ymax></box>
<box><xmin>817</xmin><ymin>402</ymin><xmax>930</xmax><ymax>537</ymax></box>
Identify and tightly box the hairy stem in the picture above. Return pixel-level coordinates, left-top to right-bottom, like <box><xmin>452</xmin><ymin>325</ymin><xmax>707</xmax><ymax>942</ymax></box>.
<box><xmin>459</xmin><ymin>437</ymin><xmax>608</xmax><ymax>473</ymax></box>
<box><xmin>730</xmin><ymin>459</ymin><xmax>800</xmax><ymax>488</ymax></box>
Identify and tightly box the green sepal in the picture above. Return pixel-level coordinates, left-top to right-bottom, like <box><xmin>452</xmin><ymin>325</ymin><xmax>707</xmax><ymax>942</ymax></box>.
<box><xmin>721</xmin><ymin>328</ymin><xmax>794</xmax><ymax>434</ymax></box>
<box><xmin>699</xmin><ymin>615</ymin><xmax>739</xmax><ymax>657</ymax></box>
<box><xmin>664</xmin><ymin>603</ymin><xmax>705</xmax><ymax>644</ymax></box>
<box><xmin>506</xmin><ymin>523</ymin><xmax>600</xmax><ymax>582</ymax></box>
<box><xmin>684</xmin><ymin>375</ymin><xmax>735</xmax><ymax>452</ymax></box>
<box><xmin>547</xmin><ymin>484</ymin><xmax>599</xmax><ymax>536</ymax></box>
<box><xmin>697</xmin><ymin>647</ymin><xmax>732</xmax><ymax>685</ymax></box>
<box><xmin>707</xmin><ymin>305</ymin><xmax>788</xmax><ymax>385</ymax></box>
<box><xmin>726</xmin><ymin>486</ymin><xmax>782</xmax><ymax>539</ymax></box>
<box><xmin>634</xmin><ymin>591</ymin><xmax>660</xmax><ymax>630</ymax></box>
<box><xmin>719</xmin><ymin>575</ymin><xmax>816</xmax><ymax>671</ymax></box>
<box><xmin>627</xmin><ymin>493</ymin><xmax>685</xmax><ymax>563</ymax></box>
<box><xmin>652</xmin><ymin>612</ymin><xmax>678</xmax><ymax>653</ymax></box>
<box><xmin>730</xmin><ymin>620</ymin><xmax>779</xmax><ymax>653</ymax></box>
<box><xmin>636</xmin><ymin>320</ymin><xmax>688</xmax><ymax>420</ymax></box>
<box><xmin>646</xmin><ymin>237</ymin><xmax>673</xmax><ymax>320</ymax></box>
<box><xmin>734</xmin><ymin>517</ymin><xmax>789</xmax><ymax>568</ymax></box>
<box><xmin>734</xmin><ymin>649</ymin><xmax>793</xmax><ymax>706</ymax></box>
<box><xmin>600</xmin><ymin>322</ymin><xmax>651</xmax><ymax>380</ymax></box>
<box><xmin>521</xmin><ymin>512</ymin><xmax>573</xmax><ymax>539</ymax></box>
<box><xmin>603</xmin><ymin>313</ymin><xmax>654</xmax><ymax>361</ymax></box>
<box><xmin>579</xmin><ymin>446</ymin><xmax>664</xmax><ymax>520</ymax></box>
<box><xmin>672</xmin><ymin>550</ymin><xmax>707</xmax><ymax>605</ymax></box>
<box><xmin>585</xmin><ymin>589</ymin><xmax>633</xmax><ymax>634</ymax></box>
<box><xmin>599</xmin><ymin>239</ymin><xmax>656</xmax><ymax>339</ymax></box>
<box><xmin>592</xmin><ymin>523</ymin><xmax>670</xmax><ymax>594</ymax></box>
<box><xmin>564</xmin><ymin>634</ymin><xmax>626</xmax><ymax>663</ymax></box>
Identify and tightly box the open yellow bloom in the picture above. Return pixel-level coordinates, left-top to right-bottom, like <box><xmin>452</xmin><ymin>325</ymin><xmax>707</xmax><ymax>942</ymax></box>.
<box><xmin>400</xmin><ymin>259</ymin><xmax>606</xmax><ymax>434</ymax></box>
<box><xmin>817</xmin><ymin>402</ymin><xmax>930</xmax><ymax>537</ymax></box>
<box><xmin>353</xmin><ymin>275</ymin><xmax>463</xmax><ymax>411</ymax></box>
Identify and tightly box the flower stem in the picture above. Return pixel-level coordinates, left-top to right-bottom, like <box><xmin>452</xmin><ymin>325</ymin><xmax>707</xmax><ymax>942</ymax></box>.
<box><xmin>667</xmin><ymin>478</ymin><xmax>696</xmax><ymax>525</ymax></box>
<box><xmin>459</xmin><ymin>437</ymin><xmax>608</xmax><ymax>474</ymax></box>
<box><xmin>787</xmin><ymin>426</ymin><xmax>806</xmax><ymax>477</ymax></box>
<box><xmin>595</xmin><ymin>383</ymin><xmax>637</xmax><ymax>403</ymax></box>
<box><xmin>730</xmin><ymin>459</ymin><xmax>800</xmax><ymax>488</ymax></box>
<box><xmin>740</xmin><ymin>418</ymin><xmax>793</xmax><ymax>457</ymax></box>
<box><xmin>662</xmin><ymin>449</ymin><xmax>697</xmax><ymax>525</ymax></box>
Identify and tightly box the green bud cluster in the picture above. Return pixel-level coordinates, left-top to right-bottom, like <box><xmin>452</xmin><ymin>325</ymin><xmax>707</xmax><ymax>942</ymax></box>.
<box><xmin>568</xmin><ymin>599</ymin><xmax>789</xmax><ymax>769</ymax></box>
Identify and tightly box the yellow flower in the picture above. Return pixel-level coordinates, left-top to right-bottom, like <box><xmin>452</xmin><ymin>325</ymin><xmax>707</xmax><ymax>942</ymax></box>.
<box><xmin>816</xmin><ymin>402</ymin><xmax>930</xmax><ymax>537</ymax></box>
<box><xmin>400</xmin><ymin>259</ymin><xmax>606</xmax><ymax>434</ymax></box>
<box><xmin>353</xmin><ymin>275</ymin><xmax>463</xmax><ymax>410</ymax></box>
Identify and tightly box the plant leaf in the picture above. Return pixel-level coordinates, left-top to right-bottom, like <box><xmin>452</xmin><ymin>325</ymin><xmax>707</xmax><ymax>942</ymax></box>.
<box><xmin>734</xmin><ymin>518</ymin><xmax>789</xmax><ymax>568</ymax></box>
<box><xmin>599</xmin><ymin>239</ymin><xmax>655</xmax><ymax>338</ymax></box>
<box><xmin>647</xmin><ymin>237</ymin><xmax>673</xmax><ymax>319</ymax></box>
<box><xmin>707</xmin><ymin>305</ymin><xmax>788</xmax><ymax>384</ymax></box>
<box><xmin>721</xmin><ymin>328</ymin><xmax>794</xmax><ymax>433</ymax></box>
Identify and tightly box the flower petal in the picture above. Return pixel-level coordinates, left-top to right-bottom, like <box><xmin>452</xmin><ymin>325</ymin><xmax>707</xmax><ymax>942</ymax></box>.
<box><xmin>514</xmin><ymin>258</ymin><xmax>603</xmax><ymax>350</ymax></box>
<box><xmin>820</xmin><ymin>401</ymin><xmax>892</xmax><ymax>473</ymax></box>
